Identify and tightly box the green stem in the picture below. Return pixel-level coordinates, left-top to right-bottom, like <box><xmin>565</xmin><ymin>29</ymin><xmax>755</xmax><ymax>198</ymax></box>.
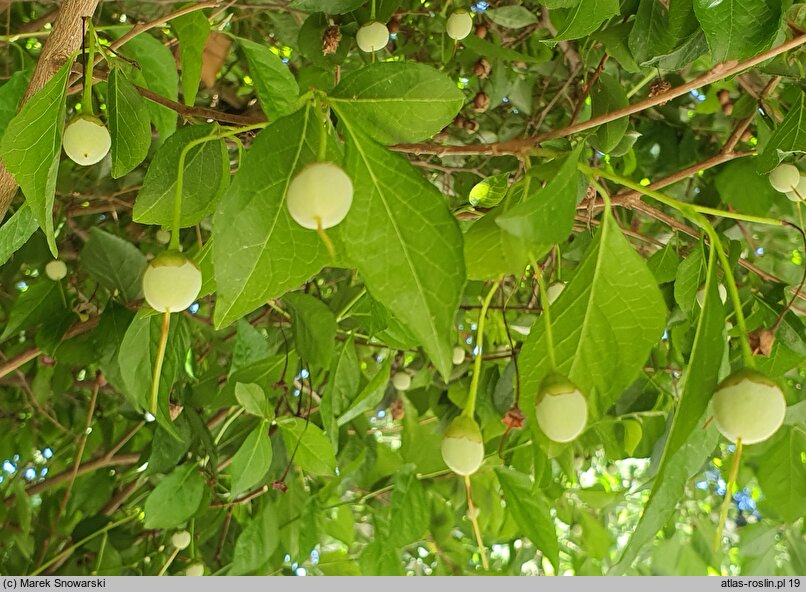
<box><xmin>579</xmin><ymin>164</ymin><xmax>783</xmax><ymax>227</ymax></box>
<box><xmin>157</xmin><ymin>548</ymin><xmax>180</xmax><ymax>576</ymax></box>
<box><xmin>464</xmin><ymin>475</ymin><xmax>489</xmax><ymax>571</ymax></box>
<box><xmin>32</xmin><ymin>513</ymin><xmax>137</xmax><ymax>576</ymax></box>
<box><xmin>464</xmin><ymin>280</ymin><xmax>501</xmax><ymax>419</ymax></box>
<box><xmin>713</xmin><ymin>438</ymin><xmax>743</xmax><ymax>553</ymax></box>
<box><xmin>370</xmin><ymin>0</ymin><xmax>376</xmax><ymax>20</ymax></box>
<box><xmin>626</xmin><ymin>70</ymin><xmax>656</xmax><ymax>99</ymax></box>
<box><xmin>584</xmin><ymin>164</ymin><xmax>760</xmax><ymax>367</ymax></box>
<box><xmin>534</xmin><ymin>266</ymin><xmax>557</xmax><ymax>370</ymax></box>
<box><xmin>149</xmin><ymin>311</ymin><xmax>172</xmax><ymax>415</ymax></box>
<box><xmin>169</xmin><ymin>123</ymin><xmax>266</xmax><ymax>251</ymax></box>
<box><xmin>699</xmin><ymin>218</ymin><xmax>755</xmax><ymax>368</ymax></box>
<box><xmin>82</xmin><ymin>19</ymin><xmax>96</xmax><ymax>115</ymax></box>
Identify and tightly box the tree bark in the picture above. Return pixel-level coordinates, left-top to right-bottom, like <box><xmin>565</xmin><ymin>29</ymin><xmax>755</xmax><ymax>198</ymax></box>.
<box><xmin>0</xmin><ymin>0</ymin><xmax>100</xmax><ymax>222</ymax></box>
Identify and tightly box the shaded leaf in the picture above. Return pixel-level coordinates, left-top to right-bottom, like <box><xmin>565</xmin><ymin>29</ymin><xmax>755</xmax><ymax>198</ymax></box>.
<box><xmin>278</xmin><ymin>416</ymin><xmax>336</xmax><ymax>476</ymax></box>
<box><xmin>0</xmin><ymin>204</ymin><xmax>38</xmax><ymax>267</ymax></box>
<box><xmin>284</xmin><ymin>291</ymin><xmax>337</xmax><ymax>369</ymax></box>
<box><xmin>230</xmin><ymin>423</ymin><xmax>272</xmax><ymax>495</ymax></box>
<box><xmin>172</xmin><ymin>11</ymin><xmax>210</xmax><ymax>106</ymax></box>
<box><xmin>143</xmin><ymin>464</ymin><xmax>205</xmax><ymax>528</ymax></box>
<box><xmin>80</xmin><ymin>228</ymin><xmax>148</xmax><ymax>302</ymax></box>
<box><xmin>107</xmin><ymin>67</ymin><xmax>151</xmax><ymax>178</ymax></box>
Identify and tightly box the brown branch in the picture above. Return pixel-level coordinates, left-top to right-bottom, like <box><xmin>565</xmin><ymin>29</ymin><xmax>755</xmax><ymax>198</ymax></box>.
<box><xmin>392</xmin><ymin>34</ymin><xmax>806</xmax><ymax>157</ymax></box>
<box><xmin>0</xmin><ymin>318</ymin><xmax>98</xmax><ymax>381</ymax></box>
<box><xmin>0</xmin><ymin>0</ymin><xmax>101</xmax><ymax>222</ymax></box>
<box><xmin>86</xmin><ymin>69</ymin><xmax>264</xmax><ymax>126</ymax></box>
<box><xmin>569</xmin><ymin>54</ymin><xmax>609</xmax><ymax>126</ymax></box>
<box><xmin>19</xmin><ymin>453</ymin><xmax>141</xmax><ymax>500</ymax></box>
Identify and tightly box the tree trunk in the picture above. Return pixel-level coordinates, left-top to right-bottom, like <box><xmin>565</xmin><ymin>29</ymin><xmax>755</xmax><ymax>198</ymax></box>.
<box><xmin>0</xmin><ymin>0</ymin><xmax>100</xmax><ymax>222</ymax></box>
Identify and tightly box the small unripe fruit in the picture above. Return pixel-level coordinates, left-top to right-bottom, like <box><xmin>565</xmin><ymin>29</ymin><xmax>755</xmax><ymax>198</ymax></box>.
<box><xmin>446</xmin><ymin>10</ymin><xmax>473</xmax><ymax>40</ymax></box>
<box><xmin>286</xmin><ymin>162</ymin><xmax>353</xmax><ymax>230</ymax></box>
<box><xmin>452</xmin><ymin>346</ymin><xmax>465</xmax><ymax>365</ymax></box>
<box><xmin>142</xmin><ymin>251</ymin><xmax>202</xmax><ymax>313</ymax></box>
<box><xmin>392</xmin><ymin>371</ymin><xmax>411</xmax><ymax>391</ymax></box>
<box><xmin>535</xmin><ymin>374</ymin><xmax>588</xmax><ymax>443</ymax></box>
<box><xmin>711</xmin><ymin>369</ymin><xmax>786</xmax><ymax>445</ymax></box>
<box><xmin>62</xmin><ymin>115</ymin><xmax>111</xmax><ymax>166</ymax></box>
<box><xmin>186</xmin><ymin>563</ymin><xmax>204</xmax><ymax>576</ymax></box>
<box><xmin>45</xmin><ymin>260</ymin><xmax>67</xmax><ymax>281</ymax></box>
<box><xmin>441</xmin><ymin>415</ymin><xmax>484</xmax><ymax>475</ymax></box>
<box><xmin>696</xmin><ymin>283</ymin><xmax>727</xmax><ymax>308</ymax></box>
<box><xmin>768</xmin><ymin>163</ymin><xmax>800</xmax><ymax>193</ymax></box>
<box><xmin>785</xmin><ymin>176</ymin><xmax>806</xmax><ymax>202</ymax></box>
<box><xmin>155</xmin><ymin>229</ymin><xmax>171</xmax><ymax>244</ymax></box>
<box><xmin>356</xmin><ymin>21</ymin><xmax>389</xmax><ymax>52</ymax></box>
<box><xmin>171</xmin><ymin>530</ymin><xmax>191</xmax><ymax>550</ymax></box>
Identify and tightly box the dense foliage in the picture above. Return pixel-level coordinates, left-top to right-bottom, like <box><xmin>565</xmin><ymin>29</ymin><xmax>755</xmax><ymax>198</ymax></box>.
<box><xmin>0</xmin><ymin>0</ymin><xmax>805</xmax><ymax>577</ymax></box>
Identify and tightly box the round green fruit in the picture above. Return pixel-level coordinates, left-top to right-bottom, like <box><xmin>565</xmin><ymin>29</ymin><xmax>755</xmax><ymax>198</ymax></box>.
<box><xmin>785</xmin><ymin>175</ymin><xmax>806</xmax><ymax>202</ymax></box>
<box><xmin>452</xmin><ymin>346</ymin><xmax>465</xmax><ymax>365</ymax></box>
<box><xmin>711</xmin><ymin>369</ymin><xmax>785</xmax><ymax>444</ymax></box>
<box><xmin>155</xmin><ymin>229</ymin><xmax>171</xmax><ymax>245</ymax></box>
<box><xmin>171</xmin><ymin>530</ymin><xmax>191</xmax><ymax>550</ymax></box>
<box><xmin>185</xmin><ymin>563</ymin><xmax>204</xmax><ymax>576</ymax></box>
<box><xmin>768</xmin><ymin>163</ymin><xmax>800</xmax><ymax>193</ymax></box>
<box><xmin>142</xmin><ymin>251</ymin><xmax>202</xmax><ymax>313</ymax></box>
<box><xmin>45</xmin><ymin>260</ymin><xmax>67</xmax><ymax>281</ymax></box>
<box><xmin>441</xmin><ymin>415</ymin><xmax>484</xmax><ymax>476</ymax></box>
<box><xmin>286</xmin><ymin>162</ymin><xmax>353</xmax><ymax>230</ymax></box>
<box><xmin>62</xmin><ymin>115</ymin><xmax>111</xmax><ymax>166</ymax></box>
<box><xmin>392</xmin><ymin>371</ymin><xmax>411</xmax><ymax>391</ymax></box>
<box><xmin>446</xmin><ymin>10</ymin><xmax>473</xmax><ymax>40</ymax></box>
<box><xmin>356</xmin><ymin>21</ymin><xmax>389</xmax><ymax>52</ymax></box>
<box><xmin>535</xmin><ymin>374</ymin><xmax>588</xmax><ymax>443</ymax></box>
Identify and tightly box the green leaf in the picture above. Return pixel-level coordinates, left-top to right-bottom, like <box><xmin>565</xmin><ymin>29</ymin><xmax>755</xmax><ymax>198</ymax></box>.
<box><xmin>757</xmin><ymin>93</ymin><xmax>806</xmax><ymax>174</ymax></box>
<box><xmin>755</xmin><ymin>427</ymin><xmax>806</xmax><ymax>523</ymax></box>
<box><xmin>288</xmin><ymin>0</ymin><xmax>365</xmax><ymax>13</ymax></box>
<box><xmin>486</xmin><ymin>5</ymin><xmax>539</xmax><ymax>28</ymax></box>
<box><xmin>278</xmin><ymin>416</ymin><xmax>336</xmax><ymax>476</ymax></box>
<box><xmin>80</xmin><ymin>228</ymin><xmax>148</xmax><ymax>303</ymax></box>
<box><xmin>548</xmin><ymin>0</ymin><xmax>620</xmax><ymax>41</ymax></box>
<box><xmin>0</xmin><ymin>59</ymin><xmax>72</xmax><ymax>256</ymax></box>
<box><xmin>630</xmin><ymin>0</ymin><xmax>706</xmax><ymax>69</ymax></box>
<box><xmin>589</xmin><ymin>74</ymin><xmax>629</xmax><ymax>153</ymax></box>
<box><xmin>172</xmin><ymin>10</ymin><xmax>210</xmax><ymax>106</ymax></box>
<box><xmin>715</xmin><ymin>159</ymin><xmax>778</xmax><ymax>216</ymax></box>
<box><xmin>213</xmin><ymin>105</ymin><xmax>330</xmax><ymax>327</ymax></box>
<box><xmin>468</xmin><ymin>172</ymin><xmax>509</xmax><ymax>208</ymax></box>
<box><xmin>464</xmin><ymin>180</ymin><xmax>533</xmax><ymax>280</ymax></box>
<box><xmin>235</xmin><ymin>382</ymin><xmax>274</xmax><ymax>420</ymax></box>
<box><xmin>337</xmin><ymin>355</ymin><xmax>393</xmax><ymax>426</ymax></box>
<box><xmin>284</xmin><ymin>291</ymin><xmax>337</xmax><ymax>369</ymax></box>
<box><xmin>146</xmin><ymin>413</ymin><xmax>193</xmax><ymax>476</ymax></box>
<box><xmin>230</xmin><ymin>502</ymin><xmax>280</xmax><ymax>575</ymax></box>
<box><xmin>388</xmin><ymin>464</ymin><xmax>429</xmax><ymax>546</ymax></box>
<box><xmin>1</xmin><ymin>279</ymin><xmax>63</xmax><ymax>340</ymax></box>
<box><xmin>330</xmin><ymin>63</ymin><xmax>465</xmax><ymax>144</ymax></box>
<box><xmin>143</xmin><ymin>464</ymin><xmax>205</xmax><ymax>529</ymax></box>
<box><xmin>518</xmin><ymin>209</ymin><xmax>667</xmax><ymax>408</ymax></box>
<box><xmin>674</xmin><ymin>248</ymin><xmax>705</xmax><ymax>315</ymax></box>
<box><xmin>462</xmin><ymin>34</ymin><xmax>549</xmax><ymax>64</ymax></box>
<box><xmin>611</xmin><ymin>417</ymin><xmax>720</xmax><ymax>572</ymax></box>
<box><xmin>0</xmin><ymin>204</ymin><xmax>38</xmax><ymax>267</ymax></box>
<box><xmin>338</xmin><ymin>124</ymin><xmax>465</xmax><ymax>379</ymax></box>
<box><xmin>237</xmin><ymin>37</ymin><xmax>300</xmax><ymax>120</ymax></box>
<box><xmin>118</xmin><ymin>312</ymin><xmax>190</xmax><ymax>434</ymax></box>
<box><xmin>230</xmin><ymin>423</ymin><xmax>272</xmax><ymax>495</ymax></box>
<box><xmin>0</xmin><ymin>69</ymin><xmax>30</xmax><ymax>140</ymax></box>
<box><xmin>629</xmin><ymin>0</ymin><xmax>673</xmax><ymax>65</ymax></box>
<box><xmin>646</xmin><ymin>242</ymin><xmax>681</xmax><ymax>284</ymax></box>
<box><xmin>133</xmin><ymin>124</ymin><xmax>229</xmax><ymax>228</ymax></box>
<box><xmin>496</xmin><ymin>148</ymin><xmax>581</xmax><ymax>248</ymax></box>
<box><xmin>321</xmin><ymin>339</ymin><xmax>359</xmax><ymax>448</ymax></box>
<box><xmin>118</xmin><ymin>32</ymin><xmax>179</xmax><ymax>140</ymax></box>
<box><xmin>693</xmin><ymin>0</ymin><xmax>782</xmax><ymax>61</ymax></box>
<box><xmin>107</xmin><ymin>67</ymin><xmax>151</xmax><ymax>178</ymax></box>
<box><xmin>495</xmin><ymin>467</ymin><xmax>559</xmax><ymax>570</ymax></box>
<box><xmin>661</xmin><ymin>251</ymin><xmax>724</xmax><ymax>464</ymax></box>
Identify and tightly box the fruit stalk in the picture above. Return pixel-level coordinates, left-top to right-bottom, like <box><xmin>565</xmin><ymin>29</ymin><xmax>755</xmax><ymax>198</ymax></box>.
<box><xmin>534</xmin><ymin>266</ymin><xmax>557</xmax><ymax>370</ymax></box>
<box><xmin>464</xmin><ymin>279</ymin><xmax>501</xmax><ymax>419</ymax></box>
<box><xmin>464</xmin><ymin>476</ymin><xmax>489</xmax><ymax>570</ymax></box>
<box><xmin>149</xmin><ymin>311</ymin><xmax>172</xmax><ymax>415</ymax></box>
<box><xmin>713</xmin><ymin>438</ymin><xmax>743</xmax><ymax>553</ymax></box>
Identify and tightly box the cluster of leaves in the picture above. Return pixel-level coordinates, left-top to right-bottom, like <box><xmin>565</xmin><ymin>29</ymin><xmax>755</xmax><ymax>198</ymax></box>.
<box><xmin>0</xmin><ymin>0</ymin><xmax>805</xmax><ymax>577</ymax></box>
